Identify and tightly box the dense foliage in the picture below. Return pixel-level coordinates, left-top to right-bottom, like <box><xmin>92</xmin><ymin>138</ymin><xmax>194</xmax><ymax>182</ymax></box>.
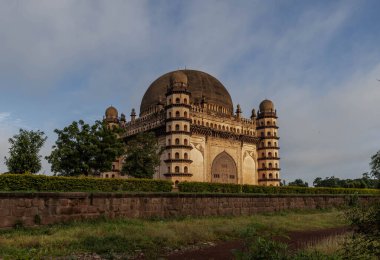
<box><xmin>46</xmin><ymin>120</ymin><xmax>124</xmax><ymax>177</ymax></box>
<box><xmin>122</xmin><ymin>132</ymin><xmax>162</xmax><ymax>179</ymax></box>
<box><xmin>342</xmin><ymin>196</ymin><xmax>380</xmax><ymax>258</ymax></box>
<box><xmin>288</xmin><ymin>179</ymin><xmax>308</xmax><ymax>187</ymax></box>
<box><xmin>4</xmin><ymin>129</ymin><xmax>47</xmax><ymax>174</ymax></box>
<box><xmin>313</xmin><ymin>174</ymin><xmax>379</xmax><ymax>189</ymax></box>
<box><xmin>0</xmin><ymin>174</ymin><xmax>172</xmax><ymax>192</ymax></box>
<box><xmin>178</xmin><ymin>181</ymin><xmax>380</xmax><ymax>195</ymax></box>
<box><xmin>370</xmin><ymin>150</ymin><xmax>380</xmax><ymax>180</ymax></box>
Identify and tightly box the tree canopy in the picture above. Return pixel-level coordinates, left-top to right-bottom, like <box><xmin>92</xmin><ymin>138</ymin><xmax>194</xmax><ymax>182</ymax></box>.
<box><xmin>288</xmin><ymin>179</ymin><xmax>308</xmax><ymax>187</ymax></box>
<box><xmin>313</xmin><ymin>174</ymin><xmax>378</xmax><ymax>189</ymax></box>
<box><xmin>4</xmin><ymin>129</ymin><xmax>47</xmax><ymax>174</ymax></box>
<box><xmin>122</xmin><ymin>132</ymin><xmax>162</xmax><ymax>179</ymax></box>
<box><xmin>370</xmin><ymin>150</ymin><xmax>380</xmax><ymax>180</ymax></box>
<box><xmin>46</xmin><ymin>120</ymin><xmax>124</xmax><ymax>176</ymax></box>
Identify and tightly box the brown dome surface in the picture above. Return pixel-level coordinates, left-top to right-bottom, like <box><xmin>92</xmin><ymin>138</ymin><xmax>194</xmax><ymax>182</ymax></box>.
<box><xmin>105</xmin><ymin>106</ymin><xmax>118</xmax><ymax>118</ymax></box>
<box><xmin>140</xmin><ymin>70</ymin><xmax>233</xmax><ymax>115</ymax></box>
<box><xmin>259</xmin><ymin>99</ymin><xmax>274</xmax><ymax>112</ymax></box>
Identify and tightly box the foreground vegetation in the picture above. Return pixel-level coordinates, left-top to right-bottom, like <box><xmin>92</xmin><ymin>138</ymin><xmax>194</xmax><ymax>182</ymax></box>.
<box><xmin>0</xmin><ymin>209</ymin><xmax>346</xmax><ymax>259</ymax></box>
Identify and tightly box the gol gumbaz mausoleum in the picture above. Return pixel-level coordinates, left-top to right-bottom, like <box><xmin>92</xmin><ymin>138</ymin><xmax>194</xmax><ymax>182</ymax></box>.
<box><xmin>102</xmin><ymin>70</ymin><xmax>281</xmax><ymax>186</ymax></box>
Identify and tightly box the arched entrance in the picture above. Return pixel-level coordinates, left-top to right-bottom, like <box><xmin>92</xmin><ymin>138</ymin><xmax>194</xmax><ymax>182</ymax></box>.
<box><xmin>211</xmin><ymin>152</ymin><xmax>238</xmax><ymax>184</ymax></box>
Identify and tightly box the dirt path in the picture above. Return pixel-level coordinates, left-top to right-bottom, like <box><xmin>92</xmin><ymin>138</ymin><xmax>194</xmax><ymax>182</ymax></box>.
<box><xmin>164</xmin><ymin>226</ymin><xmax>350</xmax><ymax>260</ymax></box>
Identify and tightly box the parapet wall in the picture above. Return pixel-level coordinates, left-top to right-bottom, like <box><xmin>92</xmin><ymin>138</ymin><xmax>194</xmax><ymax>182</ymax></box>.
<box><xmin>0</xmin><ymin>192</ymin><xmax>378</xmax><ymax>229</ymax></box>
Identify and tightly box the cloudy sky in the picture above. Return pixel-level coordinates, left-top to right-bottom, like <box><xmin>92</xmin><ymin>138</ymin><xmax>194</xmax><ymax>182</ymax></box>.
<box><xmin>1</xmin><ymin>0</ymin><xmax>380</xmax><ymax>184</ymax></box>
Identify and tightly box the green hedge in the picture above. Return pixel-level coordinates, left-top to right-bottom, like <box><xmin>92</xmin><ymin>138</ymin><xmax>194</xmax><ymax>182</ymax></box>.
<box><xmin>178</xmin><ymin>182</ymin><xmax>380</xmax><ymax>195</ymax></box>
<box><xmin>0</xmin><ymin>174</ymin><xmax>173</xmax><ymax>192</ymax></box>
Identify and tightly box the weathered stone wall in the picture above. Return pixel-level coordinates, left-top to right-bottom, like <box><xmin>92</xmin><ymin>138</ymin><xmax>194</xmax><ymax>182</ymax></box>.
<box><xmin>0</xmin><ymin>193</ymin><xmax>378</xmax><ymax>229</ymax></box>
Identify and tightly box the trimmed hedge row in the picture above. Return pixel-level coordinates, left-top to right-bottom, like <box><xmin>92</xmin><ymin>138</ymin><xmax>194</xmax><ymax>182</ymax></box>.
<box><xmin>178</xmin><ymin>181</ymin><xmax>380</xmax><ymax>195</ymax></box>
<box><xmin>0</xmin><ymin>174</ymin><xmax>173</xmax><ymax>192</ymax></box>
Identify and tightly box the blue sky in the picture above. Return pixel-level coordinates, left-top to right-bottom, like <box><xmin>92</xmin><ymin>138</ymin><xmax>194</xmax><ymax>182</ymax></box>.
<box><xmin>1</xmin><ymin>0</ymin><xmax>380</xmax><ymax>184</ymax></box>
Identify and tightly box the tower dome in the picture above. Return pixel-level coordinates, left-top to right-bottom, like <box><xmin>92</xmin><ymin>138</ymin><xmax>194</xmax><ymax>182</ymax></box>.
<box><xmin>105</xmin><ymin>106</ymin><xmax>118</xmax><ymax>119</ymax></box>
<box><xmin>170</xmin><ymin>71</ymin><xmax>188</xmax><ymax>85</ymax></box>
<box><xmin>140</xmin><ymin>70</ymin><xmax>233</xmax><ymax>116</ymax></box>
<box><xmin>259</xmin><ymin>99</ymin><xmax>274</xmax><ymax>112</ymax></box>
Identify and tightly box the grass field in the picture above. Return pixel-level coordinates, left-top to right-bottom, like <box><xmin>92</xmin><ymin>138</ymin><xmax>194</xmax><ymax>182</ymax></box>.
<box><xmin>0</xmin><ymin>209</ymin><xmax>347</xmax><ymax>259</ymax></box>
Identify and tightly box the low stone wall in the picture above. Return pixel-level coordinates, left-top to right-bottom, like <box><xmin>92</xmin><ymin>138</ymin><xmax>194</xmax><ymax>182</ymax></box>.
<box><xmin>0</xmin><ymin>192</ymin><xmax>378</xmax><ymax>229</ymax></box>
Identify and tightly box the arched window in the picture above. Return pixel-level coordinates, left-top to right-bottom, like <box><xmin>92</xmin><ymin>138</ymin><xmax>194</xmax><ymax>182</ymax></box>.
<box><xmin>184</xmin><ymin>111</ymin><xmax>188</xmax><ymax>118</ymax></box>
<box><xmin>168</xmin><ymin>112</ymin><xmax>172</xmax><ymax>117</ymax></box>
<box><xmin>206</xmin><ymin>122</ymin><xmax>209</xmax><ymax>127</ymax></box>
<box><xmin>184</xmin><ymin>98</ymin><xmax>188</xmax><ymax>104</ymax></box>
<box><xmin>175</xmin><ymin>98</ymin><xmax>180</xmax><ymax>104</ymax></box>
<box><xmin>168</xmin><ymin>139</ymin><xmax>171</xmax><ymax>145</ymax></box>
<box><xmin>269</xmin><ymin>163</ymin><xmax>272</xmax><ymax>168</ymax></box>
<box><xmin>175</xmin><ymin>124</ymin><xmax>180</xmax><ymax>131</ymax></box>
<box><xmin>262</xmin><ymin>173</ymin><xmax>266</xmax><ymax>179</ymax></box>
<box><xmin>184</xmin><ymin>153</ymin><xmax>188</xmax><ymax>159</ymax></box>
<box><xmin>274</xmin><ymin>142</ymin><xmax>277</xmax><ymax>147</ymax></box>
<box><xmin>168</xmin><ymin>153</ymin><xmax>171</xmax><ymax>159</ymax></box>
<box><xmin>268</xmin><ymin>142</ymin><xmax>272</xmax><ymax>147</ymax></box>
<box><xmin>276</xmin><ymin>173</ymin><xmax>278</xmax><ymax>178</ymax></box>
<box><xmin>262</xmin><ymin>163</ymin><xmax>265</xmax><ymax>168</ymax></box>
<box><xmin>275</xmin><ymin>152</ymin><xmax>278</xmax><ymax>157</ymax></box>
<box><xmin>184</xmin><ymin>139</ymin><xmax>188</xmax><ymax>145</ymax></box>
<box><xmin>175</xmin><ymin>152</ymin><xmax>179</xmax><ymax>159</ymax></box>
<box><xmin>267</xmin><ymin>121</ymin><xmax>271</xmax><ymax>125</ymax></box>
<box><xmin>175</xmin><ymin>180</ymin><xmax>179</xmax><ymax>186</ymax></box>
<box><xmin>184</xmin><ymin>125</ymin><xmax>188</xmax><ymax>131</ymax></box>
<box><xmin>262</xmin><ymin>152</ymin><xmax>264</xmax><ymax>157</ymax></box>
<box><xmin>169</xmin><ymin>99</ymin><xmax>172</xmax><ymax>104</ymax></box>
<box><xmin>222</xmin><ymin>126</ymin><xmax>225</xmax><ymax>130</ymax></box>
<box><xmin>261</xmin><ymin>132</ymin><xmax>264</xmax><ymax>137</ymax></box>
<box><xmin>105</xmin><ymin>174</ymin><xmax>109</xmax><ymax>178</ymax></box>
<box><xmin>175</xmin><ymin>138</ymin><xmax>180</xmax><ymax>145</ymax></box>
<box><xmin>275</xmin><ymin>163</ymin><xmax>278</xmax><ymax>168</ymax></box>
<box><xmin>168</xmin><ymin>125</ymin><xmax>171</xmax><ymax>131</ymax></box>
<box><xmin>184</xmin><ymin>166</ymin><xmax>188</xmax><ymax>173</ymax></box>
<box><xmin>175</xmin><ymin>166</ymin><xmax>180</xmax><ymax>173</ymax></box>
<box><xmin>274</xmin><ymin>132</ymin><xmax>277</xmax><ymax>136</ymax></box>
<box><xmin>175</xmin><ymin>111</ymin><xmax>180</xmax><ymax>117</ymax></box>
<box><xmin>267</xmin><ymin>132</ymin><xmax>271</xmax><ymax>136</ymax></box>
<box><xmin>112</xmin><ymin>174</ymin><xmax>115</xmax><ymax>178</ymax></box>
<box><xmin>269</xmin><ymin>173</ymin><xmax>273</xmax><ymax>178</ymax></box>
<box><xmin>268</xmin><ymin>152</ymin><xmax>272</xmax><ymax>157</ymax></box>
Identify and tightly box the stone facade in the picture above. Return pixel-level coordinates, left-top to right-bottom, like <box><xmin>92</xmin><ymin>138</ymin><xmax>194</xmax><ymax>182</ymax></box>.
<box><xmin>1</xmin><ymin>192</ymin><xmax>378</xmax><ymax>229</ymax></box>
<box><xmin>101</xmin><ymin>70</ymin><xmax>280</xmax><ymax>186</ymax></box>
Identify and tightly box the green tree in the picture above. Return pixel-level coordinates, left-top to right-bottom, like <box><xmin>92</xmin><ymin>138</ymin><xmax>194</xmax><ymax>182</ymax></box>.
<box><xmin>4</xmin><ymin>129</ymin><xmax>47</xmax><ymax>174</ymax></box>
<box><xmin>122</xmin><ymin>132</ymin><xmax>162</xmax><ymax>179</ymax></box>
<box><xmin>288</xmin><ymin>179</ymin><xmax>308</xmax><ymax>187</ymax></box>
<box><xmin>370</xmin><ymin>150</ymin><xmax>380</xmax><ymax>180</ymax></box>
<box><xmin>46</xmin><ymin>120</ymin><xmax>124</xmax><ymax>176</ymax></box>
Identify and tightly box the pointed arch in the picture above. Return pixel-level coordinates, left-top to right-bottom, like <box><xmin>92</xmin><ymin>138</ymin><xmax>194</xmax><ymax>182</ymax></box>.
<box><xmin>211</xmin><ymin>151</ymin><xmax>237</xmax><ymax>184</ymax></box>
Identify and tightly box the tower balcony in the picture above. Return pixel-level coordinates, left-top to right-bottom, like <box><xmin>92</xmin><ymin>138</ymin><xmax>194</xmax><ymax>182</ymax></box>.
<box><xmin>165</xmin><ymin>145</ymin><xmax>193</xmax><ymax>150</ymax></box>
<box><xmin>164</xmin><ymin>159</ymin><xmax>193</xmax><ymax>163</ymax></box>
<box><xmin>258</xmin><ymin>167</ymin><xmax>281</xmax><ymax>171</ymax></box>
<box><xmin>164</xmin><ymin>172</ymin><xmax>193</xmax><ymax>177</ymax></box>
<box><xmin>165</xmin><ymin>117</ymin><xmax>192</xmax><ymax>123</ymax></box>
<box><xmin>165</xmin><ymin>131</ymin><xmax>191</xmax><ymax>135</ymax></box>
<box><xmin>257</xmin><ymin>157</ymin><xmax>281</xmax><ymax>161</ymax></box>
<box><xmin>256</xmin><ymin>125</ymin><xmax>279</xmax><ymax>130</ymax></box>
<box><xmin>257</xmin><ymin>146</ymin><xmax>280</xmax><ymax>151</ymax></box>
<box><xmin>165</xmin><ymin>104</ymin><xmax>192</xmax><ymax>109</ymax></box>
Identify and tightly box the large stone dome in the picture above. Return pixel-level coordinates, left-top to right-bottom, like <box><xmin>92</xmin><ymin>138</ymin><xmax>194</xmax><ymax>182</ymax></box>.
<box><xmin>140</xmin><ymin>70</ymin><xmax>233</xmax><ymax>116</ymax></box>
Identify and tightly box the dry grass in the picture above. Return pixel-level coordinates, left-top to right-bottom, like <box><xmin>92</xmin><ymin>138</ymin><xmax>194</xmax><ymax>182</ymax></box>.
<box><xmin>303</xmin><ymin>233</ymin><xmax>350</xmax><ymax>256</ymax></box>
<box><xmin>0</xmin><ymin>209</ymin><xmax>347</xmax><ymax>258</ymax></box>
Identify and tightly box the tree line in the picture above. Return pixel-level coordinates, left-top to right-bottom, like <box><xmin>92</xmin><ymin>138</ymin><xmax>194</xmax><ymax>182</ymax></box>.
<box><xmin>3</xmin><ymin>120</ymin><xmax>161</xmax><ymax>178</ymax></box>
<box><xmin>3</xmin><ymin>121</ymin><xmax>380</xmax><ymax>187</ymax></box>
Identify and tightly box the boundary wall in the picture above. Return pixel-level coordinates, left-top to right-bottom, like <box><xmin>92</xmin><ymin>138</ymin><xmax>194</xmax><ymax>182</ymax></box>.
<box><xmin>0</xmin><ymin>192</ymin><xmax>378</xmax><ymax>228</ymax></box>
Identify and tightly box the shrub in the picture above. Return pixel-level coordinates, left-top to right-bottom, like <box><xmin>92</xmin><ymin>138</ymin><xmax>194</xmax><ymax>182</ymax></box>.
<box><xmin>178</xmin><ymin>182</ymin><xmax>380</xmax><ymax>195</ymax></box>
<box><xmin>0</xmin><ymin>174</ymin><xmax>173</xmax><ymax>192</ymax></box>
